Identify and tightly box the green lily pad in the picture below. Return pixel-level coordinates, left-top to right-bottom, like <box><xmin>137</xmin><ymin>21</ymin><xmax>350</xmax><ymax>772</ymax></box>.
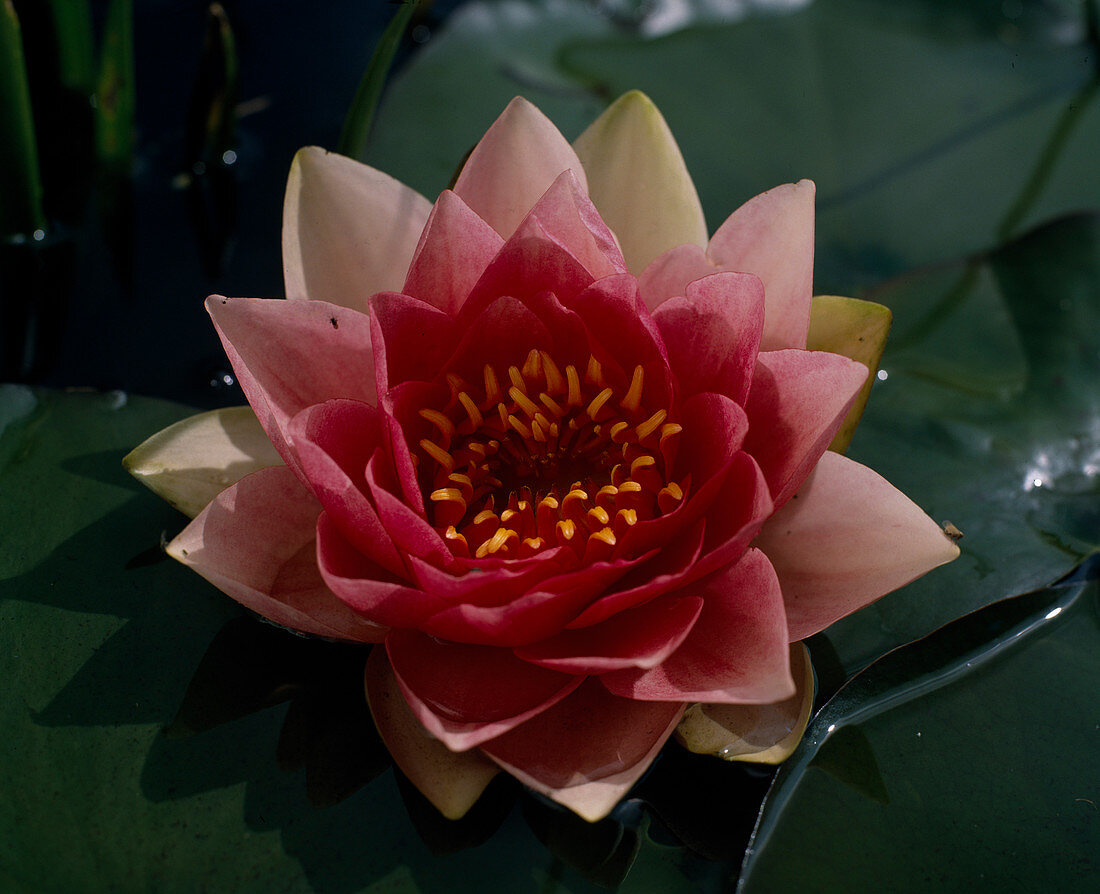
<box><xmin>741</xmin><ymin>569</ymin><xmax>1100</xmax><ymax>892</ymax></box>
<box><xmin>827</xmin><ymin>211</ymin><xmax>1100</xmax><ymax>671</ymax></box>
<box><xmin>372</xmin><ymin>0</ymin><xmax>1100</xmax><ymax>295</ymax></box>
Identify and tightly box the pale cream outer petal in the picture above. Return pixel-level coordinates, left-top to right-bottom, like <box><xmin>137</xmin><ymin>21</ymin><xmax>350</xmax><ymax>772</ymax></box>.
<box><xmin>452</xmin><ymin>97</ymin><xmax>587</xmax><ymax>239</ymax></box>
<box><xmin>805</xmin><ymin>295</ymin><xmax>892</xmax><ymax>454</ymax></box>
<box><xmin>574</xmin><ymin>91</ymin><xmax>708</xmax><ymax>275</ymax></box>
<box><xmin>675</xmin><ymin>642</ymin><xmax>815</xmax><ymax>764</ymax></box>
<box><xmin>365</xmin><ymin>649</ymin><xmax>500</xmax><ymax>820</ymax></box>
<box><xmin>123</xmin><ymin>407</ymin><xmax>283</xmax><ymax>518</ymax></box>
<box><xmin>282</xmin><ymin>147</ymin><xmax>432</xmax><ymax>309</ymax></box>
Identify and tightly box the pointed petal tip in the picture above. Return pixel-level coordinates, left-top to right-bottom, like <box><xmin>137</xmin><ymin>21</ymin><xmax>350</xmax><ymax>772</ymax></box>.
<box><xmin>283</xmin><ymin>147</ymin><xmax>431</xmax><ymax>305</ymax></box>
<box><xmin>365</xmin><ymin>651</ymin><xmax>500</xmax><ymax>820</ymax></box>
<box><xmin>123</xmin><ymin>406</ymin><xmax>283</xmax><ymax>518</ymax></box>
<box><xmin>164</xmin><ymin>531</ymin><xmax>187</xmax><ymax>564</ymax></box>
<box><xmin>454</xmin><ymin>95</ymin><xmax>587</xmax><ymax>238</ymax></box>
<box><xmin>290</xmin><ymin>144</ymin><xmax>329</xmax><ymax>169</ymax></box>
<box><xmin>607</xmin><ymin>89</ymin><xmax>658</xmax><ymax>113</ymax></box>
<box><xmin>757</xmin><ymin>452</ymin><xmax>964</xmax><ymax>642</ymax></box>
<box><xmin>575</xmin><ymin>90</ymin><xmax>707</xmax><ymax>273</ymax></box>
<box><xmin>502</xmin><ymin>94</ymin><xmax>539</xmax><ymax>114</ymax></box>
<box><xmin>545</xmin><ymin>780</ymin><xmax>631</xmax><ymax>823</ymax></box>
<box><xmin>204</xmin><ymin>293</ymin><xmax>235</xmax><ymax>317</ymax></box>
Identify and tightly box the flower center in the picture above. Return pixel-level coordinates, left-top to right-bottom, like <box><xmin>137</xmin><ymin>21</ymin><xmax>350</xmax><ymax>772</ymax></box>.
<box><xmin>415</xmin><ymin>349</ymin><xmax>686</xmax><ymax>561</ymax></box>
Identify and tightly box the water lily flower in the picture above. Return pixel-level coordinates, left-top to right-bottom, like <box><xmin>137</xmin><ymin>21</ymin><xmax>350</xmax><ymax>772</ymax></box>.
<box><xmin>126</xmin><ymin>92</ymin><xmax>958</xmax><ymax>822</ymax></box>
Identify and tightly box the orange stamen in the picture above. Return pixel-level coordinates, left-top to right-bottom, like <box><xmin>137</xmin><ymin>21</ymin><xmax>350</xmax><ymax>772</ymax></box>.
<box><xmin>620</xmin><ymin>365</ymin><xmax>644</xmax><ymax>413</ymax></box>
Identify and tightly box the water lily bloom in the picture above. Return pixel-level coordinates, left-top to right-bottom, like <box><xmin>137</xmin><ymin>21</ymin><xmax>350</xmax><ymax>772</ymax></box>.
<box><xmin>127</xmin><ymin>92</ymin><xmax>958</xmax><ymax>822</ymax></box>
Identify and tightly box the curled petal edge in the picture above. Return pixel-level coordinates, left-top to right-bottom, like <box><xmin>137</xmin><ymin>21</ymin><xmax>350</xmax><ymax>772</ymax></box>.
<box><xmin>675</xmin><ymin>642</ymin><xmax>815</xmax><ymax>764</ymax></box>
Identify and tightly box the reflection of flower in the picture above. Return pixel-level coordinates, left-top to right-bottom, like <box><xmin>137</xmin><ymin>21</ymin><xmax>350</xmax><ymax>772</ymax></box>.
<box><xmin>127</xmin><ymin>92</ymin><xmax>958</xmax><ymax>821</ymax></box>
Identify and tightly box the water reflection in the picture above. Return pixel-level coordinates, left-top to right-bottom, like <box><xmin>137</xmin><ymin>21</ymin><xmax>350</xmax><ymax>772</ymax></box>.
<box><xmin>152</xmin><ymin>614</ymin><xmax>778</xmax><ymax>889</ymax></box>
<box><xmin>1021</xmin><ymin>414</ymin><xmax>1100</xmax><ymax>493</ymax></box>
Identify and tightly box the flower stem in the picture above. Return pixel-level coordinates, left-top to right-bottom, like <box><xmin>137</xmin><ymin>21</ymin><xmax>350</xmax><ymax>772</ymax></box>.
<box><xmin>996</xmin><ymin>72</ymin><xmax>1099</xmax><ymax>242</ymax></box>
<box><xmin>338</xmin><ymin>0</ymin><xmax>419</xmax><ymax>161</ymax></box>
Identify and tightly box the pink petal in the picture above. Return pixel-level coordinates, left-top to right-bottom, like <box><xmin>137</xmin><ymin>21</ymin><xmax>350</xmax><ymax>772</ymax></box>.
<box><xmin>408</xmin><ymin>548</ymin><xmax>576</xmax><ymax>606</ymax></box>
<box><xmin>167</xmin><ymin>467</ymin><xmax>385</xmax><ymax>643</ymax></box>
<box><xmin>652</xmin><ymin>272</ymin><xmax>765</xmax><ymax>405</ymax></box>
<box><xmin>688</xmin><ymin>451</ymin><xmax>774</xmax><ymax>580</ymax></box>
<box><xmin>569</xmin><ymin>522</ymin><xmax>705</xmax><ymax>628</ymax></box>
<box><xmin>365</xmin><ymin>649</ymin><xmax>500</xmax><ymax>820</ymax></box>
<box><xmin>368</xmin><ymin>291</ymin><xmax>459</xmax><ymax>396</ymax></box>
<box><xmin>522</xmin><ymin>732</ymin><xmax>674</xmax><ymax>823</ymax></box>
<box><xmin>459</xmin><ymin>236</ymin><xmax>597</xmax><ymax>328</ymax></box>
<box><xmin>517</xmin><ymin>170</ymin><xmax>626</xmax><ymax>279</ymax></box>
<box><xmin>364</xmin><ymin>448</ymin><xmax>452</xmax><ymax>566</ymax></box>
<box><xmin>480</xmin><ymin>678</ymin><xmax>683</xmax><ymax>792</ymax></box>
<box><xmin>515</xmin><ymin>594</ymin><xmax>703</xmax><ymax>673</ymax></box>
<box><xmin>402</xmin><ymin>190</ymin><xmax>504</xmax><ymax>316</ymax></box>
<box><xmin>637</xmin><ymin>243</ymin><xmax>716</xmax><ymax>313</ymax></box>
<box><xmin>206</xmin><ymin>296</ymin><xmax>376</xmax><ymax>475</ymax></box>
<box><xmin>380</xmin><ymin>380</ymin><xmax>448</xmax><ymax>515</ymax></box>
<box><xmin>386</xmin><ymin>630</ymin><xmax>583</xmax><ymax>751</ymax></box>
<box><xmin>674</xmin><ymin>391</ymin><xmax>749</xmax><ymax>486</ymax></box>
<box><xmin>435</xmin><ymin>296</ymin><xmax>555</xmax><ymax>388</ymax></box>
<box><xmin>315</xmin><ymin>512</ymin><xmax>447</xmax><ymax>628</ymax></box>
<box><xmin>568</xmin><ymin>274</ymin><xmax>671</xmax><ymax>403</ymax></box>
<box><xmin>601</xmin><ymin>549</ymin><xmax>794</xmax><ymax>704</ymax></box>
<box><xmin>283</xmin><ymin>146</ymin><xmax>431</xmax><ymax>309</ymax></box>
<box><xmin>754</xmin><ymin>451</ymin><xmax>961</xmax><ymax>642</ymax></box>
<box><xmin>707</xmin><ymin>180</ymin><xmax>816</xmax><ymax>351</ymax></box>
<box><xmin>287</xmin><ymin>400</ymin><xmax>405</xmax><ymax>576</ymax></box>
<box><xmin>421</xmin><ymin>556</ymin><xmax>649</xmax><ymax>647</ymax></box>
<box><xmin>453</xmin><ymin>97</ymin><xmax>588</xmax><ymax>238</ymax></box>
<box><xmin>742</xmin><ymin>349</ymin><xmax>867</xmax><ymax>507</ymax></box>
<box><xmin>457</xmin><ymin>182</ymin><xmax>616</xmax><ymax>325</ymax></box>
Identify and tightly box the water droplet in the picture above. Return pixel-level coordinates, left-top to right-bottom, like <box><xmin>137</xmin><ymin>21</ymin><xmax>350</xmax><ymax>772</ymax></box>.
<box><xmin>208</xmin><ymin>369</ymin><xmax>237</xmax><ymax>391</ymax></box>
<box><xmin>876</xmin><ymin>369</ymin><xmax>889</xmax><ymax>381</ymax></box>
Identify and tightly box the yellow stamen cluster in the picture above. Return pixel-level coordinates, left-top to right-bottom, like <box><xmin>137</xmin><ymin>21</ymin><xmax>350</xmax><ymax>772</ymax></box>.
<box><xmin>417</xmin><ymin>349</ymin><xmax>685</xmax><ymax>559</ymax></box>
